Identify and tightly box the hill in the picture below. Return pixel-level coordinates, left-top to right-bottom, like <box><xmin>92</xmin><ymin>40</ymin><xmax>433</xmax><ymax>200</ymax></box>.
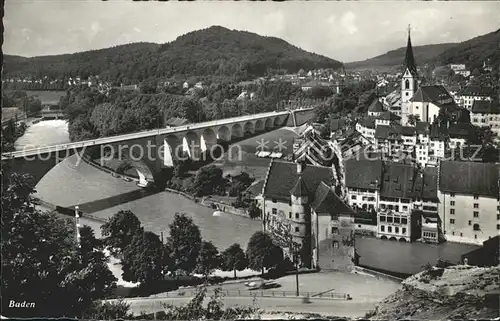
<box><xmin>435</xmin><ymin>28</ymin><xmax>500</xmax><ymax>71</ymax></box>
<box><xmin>345</xmin><ymin>43</ymin><xmax>457</xmax><ymax>71</ymax></box>
<box><xmin>2</xmin><ymin>26</ymin><xmax>343</xmax><ymax>83</ymax></box>
<box><xmin>367</xmin><ymin>265</ymin><xmax>500</xmax><ymax>320</ymax></box>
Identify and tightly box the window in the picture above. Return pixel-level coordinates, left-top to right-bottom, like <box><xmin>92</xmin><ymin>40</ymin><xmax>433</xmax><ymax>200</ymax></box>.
<box><xmin>468</xmin><ymin>220</ymin><xmax>472</xmax><ymax>226</ymax></box>
<box><xmin>388</xmin><ymin>226</ymin><xmax>392</xmax><ymax>233</ymax></box>
<box><xmin>405</xmin><ymin>80</ymin><xmax>410</xmax><ymax>89</ymax></box>
<box><xmin>450</xmin><ymin>219</ymin><xmax>455</xmax><ymax>224</ymax></box>
<box><xmin>473</xmin><ymin>204</ymin><xmax>479</xmax><ymax>209</ymax></box>
<box><xmin>387</xmin><ymin>216</ymin><xmax>393</xmax><ymax>223</ymax></box>
<box><xmin>402</xmin><ymin>228</ymin><xmax>406</xmax><ymax>234</ymax></box>
<box><xmin>380</xmin><ymin>216</ymin><xmax>386</xmax><ymax>222</ymax></box>
<box><xmin>460</xmin><ymin>232</ymin><xmax>463</xmax><ymax>237</ymax></box>
<box><xmin>295</xmin><ymin>213</ymin><xmax>300</xmax><ymax>219</ymax></box>
<box><xmin>473</xmin><ymin>211</ymin><xmax>479</xmax><ymax>218</ymax></box>
<box><xmin>332</xmin><ymin>241</ymin><xmax>339</xmax><ymax>249</ymax></box>
<box><xmin>401</xmin><ymin>218</ymin><xmax>408</xmax><ymax>225</ymax></box>
<box><xmin>474</xmin><ymin>234</ymin><xmax>477</xmax><ymax>239</ymax></box>
<box><xmin>332</xmin><ymin>227</ymin><xmax>339</xmax><ymax>235</ymax></box>
<box><xmin>473</xmin><ymin>195</ymin><xmax>478</xmax><ymax>200</ymax></box>
<box><xmin>450</xmin><ymin>193</ymin><xmax>455</xmax><ymax>197</ymax></box>
<box><xmin>394</xmin><ymin>217</ymin><xmax>401</xmax><ymax>224</ymax></box>
<box><xmin>272</xmin><ymin>208</ymin><xmax>277</xmax><ymax>214</ymax></box>
<box><xmin>497</xmin><ymin>224</ymin><xmax>500</xmax><ymax>230</ymax></box>
<box><xmin>450</xmin><ymin>201</ymin><xmax>455</xmax><ymax>206</ymax></box>
<box><xmin>450</xmin><ymin>209</ymin><xmax>455</xmax><ymax>215</ymax></box>
<box><xmin>452</xmin><ymin>231</ymin><xmax>455</xmax><ymax>236</ymax></box>
<box><xmin>395</xmin><ymin>227</ymin><xmax>399</xmax><ymax>234</ymax></box>
<box><xmin>381</xmin><ymin>225</ymin><xmax>385</xmax><ymax>232</ymax></box>
<box><xmin>473</xmin><ymin>224</ymin><xmax>480</xmax><ymax>231</ymax></box>
<box><xmin>351</xmin><ymin>195</ymin><xmax>357</xmax><ymax>200</ymax></box>
<box><xmin>497</xmin><ymin>214</ymin><xmax>500</xmax><ymax>220</ymax></box>
<box><xmin>272</xmin><ymin>199</ymin><xmax>277</xmax><ymax>203</ymax></box>
<box><xmin>289</xmin><ymin>212</ymin><xmax>292</xmax><ymax>219</ymax></box>
<box><xmin>295</xmin><ymin>226</ymin><xmax>300</xmax><ymax>232</ymax></box>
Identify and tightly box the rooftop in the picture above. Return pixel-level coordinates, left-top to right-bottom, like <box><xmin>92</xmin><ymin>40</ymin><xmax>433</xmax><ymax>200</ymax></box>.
<box><xmin>262</xmin><ymin>160</ymin><xmax>334</xmax><ymax>201</ymax></box>
<box><xmin>345</xmin><ymin>159</ymin><xmax>383</xmax><ymax>190</ymax></box>
<box><xmin>380</xmin><ymin>162</ymin><xmax>417</xmax><ymax>200</ymax></box>
<box><xmin>460</xmin><ymin>86</ymin><xmax>494</xmax><ymax>97</ymax></box>
<box><xmin>410</xmin><ymin>85</ymin><xmax>453</xmax><ymax>105</ymax></box>
<box><xmin>439</xmin><ymin>161</ymin><xmax>500</xmax><ymax>198</ymax></box>
<box><xmin>311</xmin><ymin>182</ymin><xmax>355</xmax><ymax>217</ymax></box>
<box><xmin>471</xmin><ymin>100</ymin><xmax>500</xmax><ymax>115</ymax></box>
<box><xmin>368</xmin><ymin>99</ymin><xmax>385</xmax><ymax>113</ymax></box>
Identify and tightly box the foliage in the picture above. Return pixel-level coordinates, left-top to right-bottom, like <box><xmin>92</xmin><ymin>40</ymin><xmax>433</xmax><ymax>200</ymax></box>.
<box><xmin>247</xmin><ymin>201</ymin><xmax>262</xmax><ymax>219</ymax></box>
<box><xmin>2</xmin><ymin>90</ymin><xmax>43</xmax><ymax>115</ymax></box>
<box><xmin>166</xmin><ymin>213</ymin><xmax>202</xmax><ymax>276</ymax></box>
<box><xmin>84</xmin><ymin>299</ymin><xmax>132</xmax><ymax>320</ymax></box>
<box><xmin>1</xmin><ymin>173</ymin><xmax>116</xmax><ymax>318</ymax></box>
<box><xmin>226</xmin><ymin>172</ymin><xmax>255</xmax><ymax>197</ymax></box>
<box><xmin>122</xmin><ymin>231</ymin><xmax>165</xmax><ymax>284</ymax></box>
<box><xmin>159</xmin><ymin>285</ymin><xmax>259</xmax><ymax>320</ymax></box>
<box><xmin>190</xmin><ymin>165</ymin><xmax>227</xmax><ymax>197</ymax></box>
<box><xmin>1</xmin><ymin>119</ymin><xmax>28</xmax><ymax>153</ymax></box>
<box><xmin>246</xmin><ymin>231</ymin><xmax>284</xmax><ymax>273</ymax></box>
<box><xmin>220</xmin><ymin>243</ymin><xmax>248</xmax><ymax>278</ymax></box>
<box><xmin>4</xmin><ymin>26</ymin><xmax>342</xmax><ymax>83</ymax></box>
<box><xmin>101</xmin><ymin>210</ymin><xmax>143</xmax><ymax>256</ymax></box>
<box><xmin>194</xmin><ymin>241</ymin><xmax>220</xmax><ymax>277</ymax></box>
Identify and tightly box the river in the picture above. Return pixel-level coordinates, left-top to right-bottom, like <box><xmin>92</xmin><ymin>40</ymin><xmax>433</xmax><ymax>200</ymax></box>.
<box><xmin>15</xmin><ymin>119</ymin><xmax>294</xmax><ymax>250</ymax></box>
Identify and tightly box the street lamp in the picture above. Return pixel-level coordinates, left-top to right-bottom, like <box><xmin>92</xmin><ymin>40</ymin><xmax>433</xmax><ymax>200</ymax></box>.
<box><xmin>75</xmin><ymin>205</ymin><xmax>81</xmax><ymax>248</ymax></box>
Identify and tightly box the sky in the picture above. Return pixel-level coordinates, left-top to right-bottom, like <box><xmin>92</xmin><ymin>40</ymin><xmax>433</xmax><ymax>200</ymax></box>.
<box><xmin>4</xmin><ymin>1</ymin><xmax>500</xmax><ymax>63</ymax></box>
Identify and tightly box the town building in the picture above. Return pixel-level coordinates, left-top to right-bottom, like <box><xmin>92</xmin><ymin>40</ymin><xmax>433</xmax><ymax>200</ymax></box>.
<box><xmin>261</xmin><ymin>160</ymin><xmax>356</xmax><ymax>271</ymax></box>
<box><xmin>470</xmin><ymin>100</ymin><xmax>500</xmax><ymax>139</ymax></box>
<box><xmin>437</xmin><ymin>160</ymin><xmax>500</xmax><ymax>244</ymax></box>
<box><xmin>458</xmin><ymin>86</ymin><xmax>494</xmax><ymax>111</ymax></box>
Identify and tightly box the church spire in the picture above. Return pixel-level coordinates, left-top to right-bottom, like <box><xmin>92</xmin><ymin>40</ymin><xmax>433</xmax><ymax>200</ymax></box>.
<box><xmin>403</xmin><ymin>25</ymin><xmax>417</xmax><ymax>76</ymax></box>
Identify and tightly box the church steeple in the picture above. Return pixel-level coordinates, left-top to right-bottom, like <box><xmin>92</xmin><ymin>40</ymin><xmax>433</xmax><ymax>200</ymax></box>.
<box><xmin>403</xmin><ymin>25</ymin><xmax>417</xmax><ymax>76</ymax></box>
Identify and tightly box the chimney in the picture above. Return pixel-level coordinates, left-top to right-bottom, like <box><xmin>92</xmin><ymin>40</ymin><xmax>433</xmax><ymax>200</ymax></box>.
<box><xmin>297</xmin><ymin>161</ymin><xmax>305</xmax><ymax>174</ymax></box>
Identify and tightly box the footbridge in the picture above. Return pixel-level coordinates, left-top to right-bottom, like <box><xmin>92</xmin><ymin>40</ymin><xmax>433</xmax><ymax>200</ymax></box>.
<box><xmin>2</xmin><ymin>108</ymin><xmax>315</xmax><ymax>187</ymax></box>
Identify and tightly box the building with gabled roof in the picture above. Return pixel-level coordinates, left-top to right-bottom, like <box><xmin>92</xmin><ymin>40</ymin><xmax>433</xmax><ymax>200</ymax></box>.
<box><xmin>470</xmin><ymin>100</ymin><xmax>500</xmax><ymax>140</ymax></box>
<box><xmin>458</xmin><ymin>86</ymin><xmax>494</xmax><ymax>111</ymax></box>
<box><xmin>261</xmin><ymin>160</ymin><xmax>355</xmax><ymax>271</ymax></box>
<box><xmin>437</xmin><ymin>160</ymin><xmax>500</xmax><ymax>244</ymax></box>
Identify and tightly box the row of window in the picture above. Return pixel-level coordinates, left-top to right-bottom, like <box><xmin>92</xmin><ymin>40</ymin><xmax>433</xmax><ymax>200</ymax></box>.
<box><xmin>380</xmin><ymin>225</ymin><xmax>407</xmax><ymax>235</ymax></box>
<box><xmin>422</xmin><ymin>231</ymin><xmax>437</xmax><ymax>239</ymax></box>
<box><xmin>449</xmin><ymin>193</ymin><xmax>481</xmax><ymax>199</ymax></box>
<box><xmin>380</xmin><ymin>216</ymin><xmax>408</xmax><ymax>225</ymax></box>
<box><xmin>449</xmin><ymin>209</ymin><xmax>480</xmax><ymax>217</ymax></box>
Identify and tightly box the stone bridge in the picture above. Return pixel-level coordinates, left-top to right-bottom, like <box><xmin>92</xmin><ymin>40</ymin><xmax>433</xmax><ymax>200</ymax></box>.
<box><xmin>2</xmin><ymin>108</ymin><xmax>315</xmax><ymax>187</ymax></box>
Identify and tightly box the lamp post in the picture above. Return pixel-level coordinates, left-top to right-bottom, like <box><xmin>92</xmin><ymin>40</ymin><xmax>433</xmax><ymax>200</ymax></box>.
<box><xmin>75</xmin><ymin>205</ymin><xmax>81</xmax><ymax>248</ymax></box>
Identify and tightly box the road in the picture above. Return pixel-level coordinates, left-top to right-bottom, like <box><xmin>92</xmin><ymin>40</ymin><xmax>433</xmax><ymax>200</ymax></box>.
<box><xmin>117</xmin><ymin>296</ymin><xmax>379</xmax><ymax>318</ymax></box>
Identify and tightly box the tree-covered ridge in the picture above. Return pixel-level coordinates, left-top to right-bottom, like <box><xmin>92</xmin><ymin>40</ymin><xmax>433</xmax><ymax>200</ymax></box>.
<box><xmin>3</xmin><ymin>26</ymin><xmax>343</xmax><ymax>84</ymax></box>
<box><xmin>435</xmin><ymin>28</ymin><xmax>500</xmax><ymax>70</ymax></box>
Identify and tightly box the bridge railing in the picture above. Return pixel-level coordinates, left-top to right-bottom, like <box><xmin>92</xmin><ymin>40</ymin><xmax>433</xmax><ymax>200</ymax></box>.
<box><xmin>2</xmin><ymin>108</ymin><xmax>313</xmax><ymax>159</ymax></box>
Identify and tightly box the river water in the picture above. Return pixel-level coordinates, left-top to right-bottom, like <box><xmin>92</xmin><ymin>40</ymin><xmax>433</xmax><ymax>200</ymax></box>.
<box><xmin>14</xmin><ymin>120</ymin><xmax>288</xmax><ymax>251</ymax></box>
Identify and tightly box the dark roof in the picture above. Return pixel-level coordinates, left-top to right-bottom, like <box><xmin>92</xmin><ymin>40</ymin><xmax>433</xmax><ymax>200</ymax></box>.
<box><xmin>410</xmin><ymin>85</ymin><xmax>452</xmax><ymax>104</ymax></box>
<box><xmin>330</xmin><ymin>118</ymin><xmax>347</xmax><ymax>131</ymax></box>
<box><xmin>413</xmin><ymin>167</ymin><xmax>439</xmax><ymax>202</ymax></box>
<box><xmin>368</xmin><ymin>99</ymin><xmax>384</xmax><ymax>113</ymax></box>
<box><xmin>245</xmin><ymin>180</ymin><xmax>265</xmax><ymax>197</ymax></box>
<box><xmin>439</xmin><ymin>161</ymin><xmax>500</xmax><ymax>198</ymax></box>
<box><xmin>290</xmin><ymin>176</ymin><xmax>309</xmax><ymax>197</ymax></box>
<box><xmin>380</xmin><ymin>162</ymin><xmax>417</xmax><ymax>199</ymax></box>
<box><xmin>460</xmin><ymin>86</ymin><xmax>494</xmax><ymax>97</ymax></box>
<box><xmin>403</xmin><ymin>31</ymin><xmax>418</xmax><ymax>77</ymax></box>
<box><xmin>165</xmin><ymin>117</ymin><xmax>189</xmax><ymax>126</ymax></box>
<box><xmin>415</xmin><ymin>121</ymin><xmax>430</xmax><ymax>134</ymax></box>
<box><xmin>311</xmin><ymin>182</ymin><xmax>355</xmax><ymax>217</ymax></box>
<box><xmin>263</xmin><ymin>160</ymin><xmax>334</xmax><ymax>201</ymax></box>
<box><xmin>375</xmin><ymin>124</ymin><xmax>415</xmax><ymax>140</ymax></box>
<box><xmin>376</xmin><ymin>111</ymin><xmax>401</xmax><ymax>121</ymax></box>
<box><xmin>448</xmin><ymin>123</ymin><xmax>472</xmax><ymax>139</ymax></box>
<box><xmin>359</xmin><ymin>116</ymin><xmax>376</xmax><ymax>129</ymax></box>
<box><xmin>345</xmin><ymin>159</ymin><xmax>383</xmax><ymax>190</ymax></box>
<box><xmin>472</xmin><ymin>100</ymin><xmax>500</xmax><ymax>114</ymax></box>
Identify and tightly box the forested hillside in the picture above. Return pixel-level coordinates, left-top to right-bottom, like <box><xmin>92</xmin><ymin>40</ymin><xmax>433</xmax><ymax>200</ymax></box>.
<box><xmin>3</xmin><ymin>26</ymin><xmax>343</xmax><ymax>84</ymax></box>
<box><xmin>346</xmin><ymin>43</ymin><xmax>457</xmax><ymax>71</ymax></box>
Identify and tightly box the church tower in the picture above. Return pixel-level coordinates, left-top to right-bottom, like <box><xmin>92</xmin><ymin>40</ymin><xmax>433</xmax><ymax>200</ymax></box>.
<box><xmin>401</xmin><ymin>25</ymin><xmax>418</xmax><ymax>126</ymax></box>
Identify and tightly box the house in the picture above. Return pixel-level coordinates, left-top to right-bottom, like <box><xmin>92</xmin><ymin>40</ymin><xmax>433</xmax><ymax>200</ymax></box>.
<box><xmin>437</xmin><ymin>160</ymin><xmax>500</xmax><ymax>244</ymax></box>
<box><xmin>408</xmin><ymin>85</ymin><xmax>456</xmax><ymax>124</ymax></box>
<box><xmin>261</xmin><ymin>160</ymin><xmax>356</xmax><ymax>271</ymax></box>
<box><xmin>458</xmin><ymin>86</ymin><xmax>494</xmax><ymax>111</ymax></box>
<box><xmin>470</xmin><ymin>100</ymin><xmax>500</xmax><ymax>139</ymax></box>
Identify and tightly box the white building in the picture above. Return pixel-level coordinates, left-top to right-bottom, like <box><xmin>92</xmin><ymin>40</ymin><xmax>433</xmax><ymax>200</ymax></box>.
<box><xmin>470</xmin><ymin>100</ymin><xmax>500</xmax><ymax>140</ymax></box>
<box><xmin>458</xmin><ymin>86</ymin><xmax>493</xmax><ymax>111</ymax></box>
<box><xmin>437</xmin><ymin>161</ymin><xmax>500</xmax><ymax>245</ymax></box>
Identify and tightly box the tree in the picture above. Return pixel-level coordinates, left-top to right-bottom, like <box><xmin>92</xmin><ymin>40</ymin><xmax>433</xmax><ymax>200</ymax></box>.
<box><xmin>247</xmin><ymin>201</ymin><xmax>261</xmax><ymax>219</ymax></box>
<box><xmin>166</xmin><ymin>213</ymin><xmax>202</xmax><ymax>276</ymax></box>
<box><xmin>101</xmin><ymin>210</ymin><xmax>143</xmax><ymax>256</ymax></box>
<box><xmin>220</xmin><ymin>243</ymin><xmax>248</xmax><ymax>278</ymax></box>
<box><xmin>246</xmin><ymin>231</ymin><xmax>283</xmax><ymax>274</ymax></box>
<box><xmin>1</xmin><ymin>173</ymin><xmax>116</xmax><ymax>318</ymax></box>
<box><xmin>407</xmin><ymin>114</ymin><xmax>420</xmax><ymax>126</ymax></box>
<box><xmin>190</xmin><ymin>165</ymin><xmax>227</xmax><ymax>197</ymax></box>
<box><xmin>122</xmin><ymin>231</ymin><xmax>165</xmax><ymax>284</ymax></box>
<box><xmin>195</xmin><ymin>241</ymin><xmax>220</xmax><ymax>277</ymax></box>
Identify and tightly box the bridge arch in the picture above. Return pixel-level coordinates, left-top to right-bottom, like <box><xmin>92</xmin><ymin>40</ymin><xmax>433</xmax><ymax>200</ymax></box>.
<box><xmin>255</xmin><ymin>120</ymin><xmax>265</xmax><ymax>132</ymax></box>
<box><xmin>201</xmin><ymin>128</ymin><xmax>217</xmax><ymax>150</ymax></box>
<box><xmin>274</xmin><ymin>115</ymin><xmax>287</xmax><ymax>127</ymax></box>
<box><xmin>264</xmin><ymin>117</ymin><xmax>273</xmax><ymax>130</ymax></box>
<box><xmin>231</xmin><ymin>124</ymin><xmax>244</xmax><ymax>139</ymax></box>
<box><xmin>183</xmin><ymin>131</ymin><xmax>201</xmax><ymax>160</ymax></box>
<box><xmin>217</xmin><ymin>126</ymin><xmax>231</xmax><ymax>142</ymax></box>
<box><xmin>243</xmin><ymin>121</ymin><xmax>255</xmax><ymax>136</ymax></box>
<box><xmin>163</xmin><ymin>134</ymin><xmax>182</xmax><ymax>167</ymax></box>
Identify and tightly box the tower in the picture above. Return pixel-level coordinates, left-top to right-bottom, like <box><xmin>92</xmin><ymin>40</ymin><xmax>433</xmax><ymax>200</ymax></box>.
<box><xmin>289</xmin><ymin>162</ymin><xmax>312</xmax><ymax>267</ymax></box>
<box><xmin>401</xmin><ymin>25</ymin><xmax>418</xmax><ymax>125</ymax></box>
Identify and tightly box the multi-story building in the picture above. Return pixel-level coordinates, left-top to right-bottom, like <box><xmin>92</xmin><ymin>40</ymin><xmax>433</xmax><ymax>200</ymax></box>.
<box><xmin>458</xmin><ymin>86</ymin><xmax>493</xmax><ymax>111</ymax></box>
<box><xmin>470</xmin><ymin>100</ymin><xmax>500</xmax><ymax>139</ymax></box>
<box><xmin>437</xmin><ymin>160</ymin><xmax>500</xmax><ymax>244</ymax></box>
<box><xmin>345</xmin><ymin>160</ymin><xmax>440</xmax><ymax>242</ymax></box>
<box><xmin>261</xmin><ymin>160</ymin><xmax>356</xmax><ymax>271</ymax></box>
